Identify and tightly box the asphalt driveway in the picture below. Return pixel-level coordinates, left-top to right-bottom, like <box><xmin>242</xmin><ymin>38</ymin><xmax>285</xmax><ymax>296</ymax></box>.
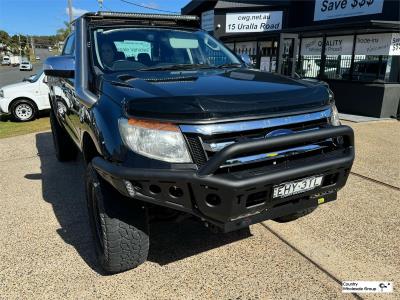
<box><xmin>0</xmin><ymin>120</ymin><xmax>398</xmax><ymax>299</ymax></box>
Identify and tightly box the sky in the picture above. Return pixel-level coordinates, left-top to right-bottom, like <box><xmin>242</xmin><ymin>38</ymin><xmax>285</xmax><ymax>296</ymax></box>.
<box><xmin>0</xmin><ymin>0</ymin><xmax>190</xmax><ymax>36</ymax></box>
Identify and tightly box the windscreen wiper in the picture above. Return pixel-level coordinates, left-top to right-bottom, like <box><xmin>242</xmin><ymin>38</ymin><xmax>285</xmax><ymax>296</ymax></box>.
<box><xmin>139</xmin><ymin>63</ymin><xmax>213</xmax><ymax>71</ymax></box>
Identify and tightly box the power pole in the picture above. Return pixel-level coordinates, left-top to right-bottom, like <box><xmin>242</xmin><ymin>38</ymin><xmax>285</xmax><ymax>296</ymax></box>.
<box><xmin>31</xmin><ymin>36</ymin><xmax>35</xmax><ymax>59</ymax></box>
<box><xmin>18</xmin><ymin>34</ymin><xmax>21</xmax><ymax>57</ymax></box>
<box><xmin>67</xmin><ymin>0</ymin><xmax>73</xmax><ymax>29</ymax></box>
<box><xmin>26</xmin><ymin>35</ymin><xmax>29</xmax><ymax>59</ymax></box>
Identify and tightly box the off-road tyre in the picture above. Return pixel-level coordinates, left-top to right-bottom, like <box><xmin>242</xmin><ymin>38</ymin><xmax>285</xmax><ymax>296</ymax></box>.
<box><xmin>85</xmin><ymin>162</ymin><xmax>150</xmax><ymax>274</ymax></box>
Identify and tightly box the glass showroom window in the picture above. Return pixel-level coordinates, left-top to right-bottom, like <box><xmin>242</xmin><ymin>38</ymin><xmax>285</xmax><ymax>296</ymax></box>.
<box><xmin>297</xmin><ymin>37</ymin><xmax>322</xmax><ymax>78</ymax></box>
<box><xmin>323</xmin><ymin>35</ymin><xmax>354</xmax><ymax>80</ymax></box>
<box><xmin>235</xmin><ymin>41</ymin><xmax>258</xmax><ymax>65</ymax></box>
<box><xmin>352</xmin><ymin>33</ymin><xmax>400</xmax><ymax>82</ymax></box>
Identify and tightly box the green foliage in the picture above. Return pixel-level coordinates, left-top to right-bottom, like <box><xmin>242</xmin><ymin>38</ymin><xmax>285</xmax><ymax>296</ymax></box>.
<box><xmin>56</xmin><ymin>21</ymin><xmax>71</xmax><ymax>42</ymax></box>
<box><xmin>0</xmin><ymin>30</ymin><xmax>10</xmax><ymax>44</ymax></box>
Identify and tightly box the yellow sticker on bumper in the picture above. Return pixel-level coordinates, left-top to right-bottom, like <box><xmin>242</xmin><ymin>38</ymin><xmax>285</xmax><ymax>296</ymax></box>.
<box><xmin>318</xmin><ymin>198</ymin><xmax>325</xmax><ymax>204</ymax></box>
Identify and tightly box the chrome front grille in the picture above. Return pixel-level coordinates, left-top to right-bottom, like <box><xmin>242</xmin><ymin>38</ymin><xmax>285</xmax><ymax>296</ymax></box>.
<box><xmin>181</xmin><ymin>108</ymin><xmax>336</xmax><ymax>171</ymax></box>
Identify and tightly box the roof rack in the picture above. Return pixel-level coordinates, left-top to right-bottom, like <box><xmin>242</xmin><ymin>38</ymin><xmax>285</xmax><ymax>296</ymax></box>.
<box><xmin>77</xmin><ymin>11</ymin><xmax>200</xmax><ymax>28</ymax></box>
<box><xmin>85</xmin><ymin>11</ymin><xmax>199</xmax><ymax>21</ymax></box>
<box><xmin>97</xmin><ymin>11</ymin><xmax>199</xmax><ymax>21</ymax></box>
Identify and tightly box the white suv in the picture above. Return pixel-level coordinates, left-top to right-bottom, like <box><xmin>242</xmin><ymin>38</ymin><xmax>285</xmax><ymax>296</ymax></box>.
<box><xmin>0</xmin><ymin>71</ymin><xmax>50</xmax><ymax>121</ymax></box>
<box><xmin>19</xmin><ymin>61</ymin><xmax>33</xmax><ymax>71</ymax></box>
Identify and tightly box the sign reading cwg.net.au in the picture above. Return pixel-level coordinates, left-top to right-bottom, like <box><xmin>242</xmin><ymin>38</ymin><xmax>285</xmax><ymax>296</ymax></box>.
<box><xmin>314</xmin><ymin>0</ymin><xmax>384</xmax><ymax>21</ymax></box>
<box><xmin>226</xmin><ymin>11</ymin><xmax>282</xmax><ymax>33</ymax></box>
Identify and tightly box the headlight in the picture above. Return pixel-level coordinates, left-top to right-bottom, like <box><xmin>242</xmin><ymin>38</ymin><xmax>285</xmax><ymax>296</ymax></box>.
<box><xmin>119</xmin><ymin>118</ymin><xmax>192</xmax><ymax>163</ymax></box>
<box><xmin>330</xmin><ymin>104</ymin><xmax>341</xmax><ymax>126</ymax></box>
<box><xmin>0</xmin><ymin>89</ymin><xmax>4</xmax><ymax>98</ymax></box>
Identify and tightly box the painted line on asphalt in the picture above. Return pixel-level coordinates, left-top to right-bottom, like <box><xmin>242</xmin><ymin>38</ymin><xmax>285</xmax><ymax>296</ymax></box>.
<box><xmin>350</xmin><ymin>172</ymin><xmax>399</xmax><ymax>191</ymax></box>
<box><xmin>260</xmin><ymin>223</ymin><xmax>364</xmax><ymax>300</ymax></box>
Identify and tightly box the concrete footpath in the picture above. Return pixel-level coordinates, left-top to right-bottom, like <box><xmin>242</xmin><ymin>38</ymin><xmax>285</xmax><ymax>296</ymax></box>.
<box><xmin>0</xmin><ymin>120</ymin><xmax>399</xmax><ymax>299</ymax></box>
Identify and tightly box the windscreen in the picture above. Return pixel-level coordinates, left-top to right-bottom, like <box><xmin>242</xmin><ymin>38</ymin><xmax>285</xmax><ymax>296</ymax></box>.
<box><xmin>92</xmin><ymin>27</ymin><xmax>241</xmax><ymax>72</ymax></box>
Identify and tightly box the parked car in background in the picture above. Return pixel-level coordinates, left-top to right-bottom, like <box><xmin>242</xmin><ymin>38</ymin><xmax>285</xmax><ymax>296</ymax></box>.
<box><xmin>35</xmin><ymin>56</ymin><xmax>40</xmax><ymax>60</ymax></box>
<box><xmin>19</xmin><ymin>61</ymin><xmax>33</xmax><ymax>71</ymax></box>
<box><xmin>1</xmin><ymin>55</ymin><xmax>10</xmax><ymax>65</ymax></box>
<box><xmin>0</xmin><ymin>70</ymin><xmax>50</xmax><ymax>121</ymax></box>
<box><xmin>48</xmin><ymin>46</ymin><xmax>52</xmax><ymax>52</ymax></box>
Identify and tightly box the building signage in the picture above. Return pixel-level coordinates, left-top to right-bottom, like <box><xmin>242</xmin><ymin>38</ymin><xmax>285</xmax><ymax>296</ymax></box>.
<box><xmin>301</xmin><ymin>37</ymin><xmax>323</xmax><ymax>55</ymax></box>
<box><xmin>226</xmin><ymin>11</ymin><xmax>283</xmax><ymax>33</ymax></box>
<box><xmin>301</xmin><ymin>36</ymin><xmax>353</xmax><ymax>55</ymax></box>
<box><xmin>314</xmin><ymin>0</ymin><xmax>384</xmax><ymax>21</ymax></box>
<box><xmin>355</xmin><ymin>33</ymin><xmax>400</xmax><ymax>55</ymax></box>
<box><xmin>201</xmin><ymin>10</ymin><xmax>214</xmax><ymax>32</ymax></box>
<box><xmin>301</xmin><ymin>33</ymin><xmax>400</xmax><ymax>56</ymax></box>
<box><xmin>390</xmin><ymin>33</ymin><xmax>400</xmax><ymax>55</ymax></box>
<box><xmin>325</xmin><ymin>35</ymin><xmax>354</xmax><ymax>55</ymax></box>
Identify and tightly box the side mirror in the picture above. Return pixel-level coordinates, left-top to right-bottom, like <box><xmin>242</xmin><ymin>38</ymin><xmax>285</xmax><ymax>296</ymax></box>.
<box><xmin>240</xmin><ymin>53</ymin><xmax>253</xmax><ymax>67</ymax></box>
<box><xmin>43</xmin><ymin>76</ymin><xmax>48</xmax><ymax>83</ymax></box>
<box><xmin>44</xmin><ymin>56</ymin><xmax>74</xmax><ymax>78</ymax></box>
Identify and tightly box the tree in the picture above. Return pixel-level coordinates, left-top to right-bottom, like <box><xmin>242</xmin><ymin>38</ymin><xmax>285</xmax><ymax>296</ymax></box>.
<box><xmin>0</xmin><ymin>30</ymin><xmax>10</xmax><ymax>45</ymax></box>
<box><xmin>56</xmin><ymin>21</ymin><xmax>71</xmax><ymax>42</ymax></box>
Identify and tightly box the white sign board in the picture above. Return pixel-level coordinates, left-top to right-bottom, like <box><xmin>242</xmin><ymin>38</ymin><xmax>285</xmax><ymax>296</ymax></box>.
<box><xmin>355</xmin><ymin>33</ymin><xmax>400</xmax><ymax>55</ymax></box>
<box><xmin>390</xmin><ymin>33</ymin><xmax>400</xmax><ymax>55</ymax></box>
<box><xmin>314</xmin><ymin>0</ymin><xmax>384</xmax><ymax>21</ymax></box>
<box><xmin>201</xmin><ymin>10</ymin><xmax>214</xmax><ymax>32</ymax></box>
<box><xmin>301</xmin><ymin>37</ymin><xmax>323</xmax><ymax>55</ymax></box>
<box><xmin>325</xmin><ymin>35</ymin><xmax>354</xmax><ymax>55</ymax></box>
<box><xmin>301</xmin><ymin>36</ymin><xmax>353</xmax><ymax>55</ymax></box>
<box><xmin>226</xmin><ymin>11</ymin><xmax>282</xmax><ymax>33</ymax></box>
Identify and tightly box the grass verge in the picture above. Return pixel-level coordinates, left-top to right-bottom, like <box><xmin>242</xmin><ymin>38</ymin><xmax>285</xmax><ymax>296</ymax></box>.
<box><xmin>0</xmin><ymin>115</ymin><xmax>51</xmax><ymax>139</ymax></box>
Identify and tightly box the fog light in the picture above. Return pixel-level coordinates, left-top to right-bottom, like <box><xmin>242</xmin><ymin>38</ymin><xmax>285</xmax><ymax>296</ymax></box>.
<box><xmin>124</xmin><ymin>180</ymin><xmax>136</xmax><ymax>197</ymax></box>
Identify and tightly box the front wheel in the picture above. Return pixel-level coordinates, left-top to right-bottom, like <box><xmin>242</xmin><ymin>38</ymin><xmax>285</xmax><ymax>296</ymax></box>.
<box><xmin>11</xmin><ymin>99</ymin><xmax>37</xmax><ymax>121</ymax></box>
<box><xmin>86</xmin><ymin>162</ymin><xmax>150</xmax><ymax>274</ymax></box>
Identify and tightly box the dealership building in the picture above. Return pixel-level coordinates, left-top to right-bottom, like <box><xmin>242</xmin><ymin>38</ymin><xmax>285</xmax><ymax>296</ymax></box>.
<box><xmin>182</xmin><ymin>0</ymin><xmax>400</xmax><ymax>118</ymax></box>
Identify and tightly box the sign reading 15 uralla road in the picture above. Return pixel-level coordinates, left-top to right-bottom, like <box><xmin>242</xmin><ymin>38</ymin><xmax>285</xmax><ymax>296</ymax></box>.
<box><xmin>314</xmin><ymin>0</ymin><xmax>384</xmax><ymax>21</ymax></box>
<box><xmin>226</xmin><ymin>11</ymin><xmax>283</xmax><ymax>33</ymax></box>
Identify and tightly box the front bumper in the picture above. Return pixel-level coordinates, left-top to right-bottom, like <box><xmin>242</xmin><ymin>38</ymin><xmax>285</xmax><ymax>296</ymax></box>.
<box><xmin>92</xmin><ymin>126</ymin><xmax>354</xmax><ymax>232</ymax></box>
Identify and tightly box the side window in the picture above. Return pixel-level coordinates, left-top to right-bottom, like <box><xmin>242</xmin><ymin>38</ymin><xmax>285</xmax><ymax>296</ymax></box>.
<box><xmin>62</xmin><ymin>34</ymin><xmax>75</xmax><ymax>56</ymax></box>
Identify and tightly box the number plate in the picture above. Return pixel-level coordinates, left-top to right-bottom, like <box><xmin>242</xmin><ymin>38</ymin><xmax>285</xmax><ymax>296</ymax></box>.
<box><xmin>273</xmin><ymin>176</ymin><xmax>323</xmax><ymax>199</ymax></box>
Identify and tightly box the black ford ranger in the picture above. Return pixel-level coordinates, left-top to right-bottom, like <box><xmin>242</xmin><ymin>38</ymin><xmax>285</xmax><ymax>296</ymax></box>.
<box><xmin>44</xmin><ymin>12</ymin><xmax>354</xmax><ymax>274</ymax></box>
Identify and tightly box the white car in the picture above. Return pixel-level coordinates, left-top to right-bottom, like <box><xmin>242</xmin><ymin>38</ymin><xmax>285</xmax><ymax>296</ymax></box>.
<box><xmin>1</xmin><ymin>56</ymin><xmax>10</xmax><ymax>65</ymax></box>
<box><xmin>35</xmin><ymin>56</ymin><xmax>40</xmax><ymax>60</ymax></box>
<box><xmin>20</xmin><ymin>61</ymin><xmax>33</xmax><ymax>71</ymax></box>
<box><xmin>0</xmin><ymin>71</ymin><xmax>50</xmax><ymax>121</ymax></box>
